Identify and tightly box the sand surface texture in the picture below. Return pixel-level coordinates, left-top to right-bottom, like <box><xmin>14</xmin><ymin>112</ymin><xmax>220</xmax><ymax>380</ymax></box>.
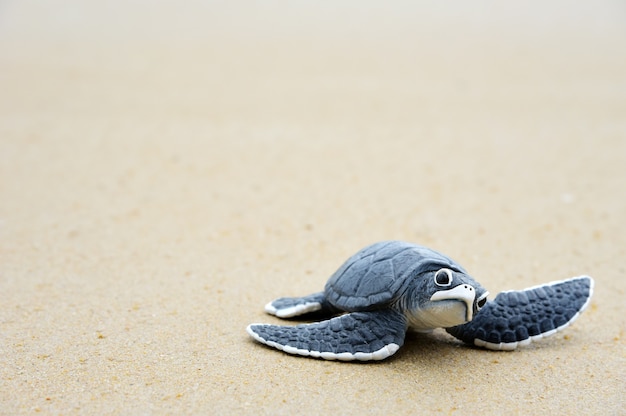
<box><xmin>1</xmin><ymin>1</ymin><xmax>625</xmax><ymax>414</ymax></box>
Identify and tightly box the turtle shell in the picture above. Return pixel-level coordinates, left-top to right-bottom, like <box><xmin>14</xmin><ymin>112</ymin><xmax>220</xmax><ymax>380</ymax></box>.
<box><xmin>324</xmin><ymin>241</ymin><xmax>466</xmax><ymax>311</ymax></box>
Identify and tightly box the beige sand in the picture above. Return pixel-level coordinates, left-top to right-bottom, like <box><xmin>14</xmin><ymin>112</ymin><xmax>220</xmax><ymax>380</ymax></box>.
<box><xmin>1</xmin><ymin>1</ymin><xmax>625</xmax><ymax>414</ymax></box>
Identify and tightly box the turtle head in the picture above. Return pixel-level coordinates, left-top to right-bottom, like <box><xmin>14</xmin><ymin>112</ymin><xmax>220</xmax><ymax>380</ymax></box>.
<box><xmin>402</xmin><ymin>267</ymin><xmax>489</xmax><ymax>331</ymax></box>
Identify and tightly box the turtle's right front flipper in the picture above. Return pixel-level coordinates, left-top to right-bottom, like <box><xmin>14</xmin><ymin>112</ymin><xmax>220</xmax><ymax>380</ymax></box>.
<box><xmin>264</xmin><ymin>292</ymin><xmax>339</xmax><ymax>318</ymax></box>
<box><xmin>446</xmin><ymin>276</ymin><xmax>594</xmax><ymax>350</ymax></box>
<box><xmin>247</xmin><ymin>309</ymin><xmax>407</xmax><ymax>361</ymax></box>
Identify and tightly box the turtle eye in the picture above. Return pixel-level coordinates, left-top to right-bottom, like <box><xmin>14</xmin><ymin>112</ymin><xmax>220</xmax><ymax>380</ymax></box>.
<box><xmin>476</xmin><ymin>292</ymin><xmax>489</xmax><ymax>310</ymax></box>
<box><xmin>434</xmin><ymin>268</ymin><xmax>453</xmax><ymax>286</ymax></box>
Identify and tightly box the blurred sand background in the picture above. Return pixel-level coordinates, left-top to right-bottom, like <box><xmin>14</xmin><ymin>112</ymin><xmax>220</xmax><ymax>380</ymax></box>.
<box><xmin>1</xmin><ymin>1</ymin><xmax>625</xmax><ymax>414</ymax></box>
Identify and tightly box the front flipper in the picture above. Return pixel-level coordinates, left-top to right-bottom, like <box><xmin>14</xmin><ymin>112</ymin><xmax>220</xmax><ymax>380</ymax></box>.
<box><xmin>247</xmin><ymin>309</ymin><xmax>407</xmax><ymax>361</ymax></box>
<box><xmin>446</xmin><ymin>276</ymin><xmax>594</xmax><ymax>351</ymax></box>
<box><xmin>264</xmin><ymin>292</ymin><xmax>339</xmax><ymax>319</ymax></box>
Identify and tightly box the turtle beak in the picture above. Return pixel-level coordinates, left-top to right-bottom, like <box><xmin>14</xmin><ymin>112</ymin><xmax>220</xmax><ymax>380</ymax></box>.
<box><xmin>430</xmin><ymin>284</ymin><xmax>478</xmax><ymax>322</ymax></box>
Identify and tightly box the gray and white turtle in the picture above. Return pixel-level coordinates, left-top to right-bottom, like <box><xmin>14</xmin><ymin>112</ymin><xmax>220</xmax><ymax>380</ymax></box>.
<box><xmin>247</xmin><ymin>241</ymin><xmax>594</xmax><ymax>361</ymax></box>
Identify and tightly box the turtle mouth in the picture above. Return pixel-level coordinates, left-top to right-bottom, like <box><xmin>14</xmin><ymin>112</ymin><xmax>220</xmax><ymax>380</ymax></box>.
<box><xmin>430</xmin><ymin>284</ymin><xmax>478</xmax><ymax>322</ymax></box>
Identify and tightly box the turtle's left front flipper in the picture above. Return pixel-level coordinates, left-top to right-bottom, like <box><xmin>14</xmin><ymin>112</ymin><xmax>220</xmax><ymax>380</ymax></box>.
<box><xmin>247</xmin><ymin>309</ymin><xmax>407</xmax><ymax>361</ymax></box>
<box><xmin>446</xmin><ymin>276</ymin><xmax>594</xmax><ymax>351</ymax></box>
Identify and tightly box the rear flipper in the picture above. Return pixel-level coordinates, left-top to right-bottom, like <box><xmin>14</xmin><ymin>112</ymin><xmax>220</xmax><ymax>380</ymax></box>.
<box><xmin>264</xmin><ymin>292</ymin><xmax>339</xmax><ymax>319</ymax></box>
<box><xmin>247</xmin><ymin>309</ymin><xmax>407</xmax><ymax>361</ymax></box>
<box><xmin>446</xmin><ymin>276</ymin><xmax>594</xmax><ymax>350</ymax></box>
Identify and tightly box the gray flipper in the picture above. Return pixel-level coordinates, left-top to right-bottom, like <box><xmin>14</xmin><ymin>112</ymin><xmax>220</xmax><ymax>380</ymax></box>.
<box><xmin>446</xmin><ymin>276</ymin><xmax>594</xmax><ymax>350</ymax></box>
<box><xmin>247</xmin><ymin>309</ymin><xmax>407</xmax><ymax>361</ymax></box>
<box><xmin>264</xmin><ymin>292</ymin><xmax>338</xmax><ymax>318</ymax></box>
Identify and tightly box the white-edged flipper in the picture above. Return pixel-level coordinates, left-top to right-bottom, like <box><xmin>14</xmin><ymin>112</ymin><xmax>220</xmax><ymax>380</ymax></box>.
<box><xmin>247</xmin><ymin>309</ymin><xmax>407</xmax><ymax>361</ymax></box>
<box><xmin>446</xmin><ymin>276</ymin><xmax>594</xmax><ymax>350</ymax></box>
<box><xmin>264</xmin><ymin>292</ymin><xmax>337</xmax><ymax>318</ymax></box>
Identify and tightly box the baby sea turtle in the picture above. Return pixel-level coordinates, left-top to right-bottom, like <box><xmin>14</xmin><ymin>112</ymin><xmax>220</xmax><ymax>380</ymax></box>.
<box><xmin>247</xmin><ymin>241</ymin><xmax>594</xmax><ymax>361</ymax></box>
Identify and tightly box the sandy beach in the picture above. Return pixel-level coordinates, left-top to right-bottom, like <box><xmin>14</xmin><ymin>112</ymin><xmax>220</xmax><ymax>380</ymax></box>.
<box><xmin>1</xmin><ymin>1</ymin><xmax>625</xmax><ymax>414</ymax></box>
